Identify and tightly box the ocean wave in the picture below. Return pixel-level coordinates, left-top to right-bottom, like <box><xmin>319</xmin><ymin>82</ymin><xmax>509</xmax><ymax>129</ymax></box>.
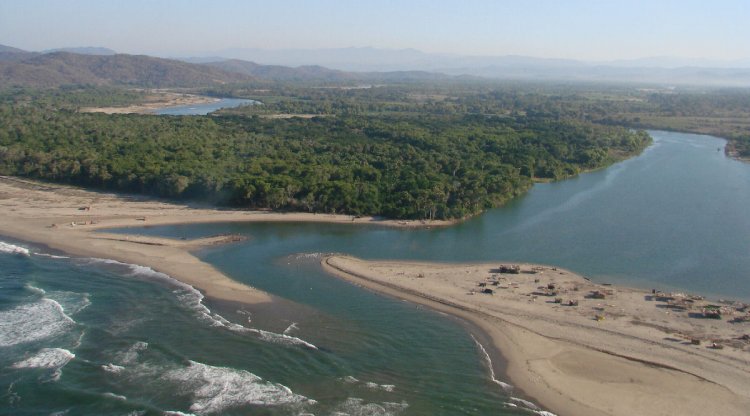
<box><xmin>102</xmin><ymin>363</ymin><xmax>126</xmax><ymax>374</ymax></box>
<box><xmin>0</xmin><ymin>299</ymin><xmax>76</xmax><ymax>347</ymax></box>
<box><xmin>115</xmin><ymin>341</ymin><xmax>149</xmax><ymax>365</ymax></box>
<box><xmin>163</xmin><ymin>360</ymin><xmax>315</xmax><ymax>414</ymax></box>
<box><xmin>282</xmin><ymin>322</ymin><xmax>298</xmax><ymax>335</ymax></box>
<box><xmin>508</xmin><ymin>397</ymin><xmax>557</xmax><ymax>416</ymax></box>
<box><xmin>46</xmin><ymin>290</ymin><xmax>91</xmax><ymax>316</ymax></box>
<box><xmin>34</xmin><ymin>253</ymin><xmax>71</xmax><ymax>259</ymax></box>
<box><xmin>364</xmin><ymin>382</ymin><xmax>396</xmax><ymax>392</ymax></box>
<box><xmin>471</xmin><ymin>334</ymin><xmax>513</xmax><ymax>392</ymax></box>
<box><xmin>0</xmin><ymin>241</ymin><xmax>30</xmax><ymax>256</ymax></box>
<box><xmin>341</xmin><ymin>375</ymin><xmax>359</xmax><ymax>384</ymax></box>
<box><xmin>245</xmin><ymin>328</ymin><xmax>317</xmax><ymax>350</ymax></box>
<box><xmin>11</xmin><ymin>348</ymin><xmax>75</xmax><ymax>369</ymax></box>
<box><xmin>331</xmin><ymin>398</ymin><xmax>408</xmax><ymax>416</ymax></box>
<box><xmin>25</xmin><ymin>284</ymin><xmax>90</xmax><ymax>317</ymax></box>
<box><xmin>340</xmin><ymin>376</ymin><xmax>396</xmax><ymax>393</ymax></box>
<box><xmin>290</xmin><ymin>252</ymin><xmax>329</xmax><ymax>261</ymax></box>
<box><xmin>82</xmin><ymin>257</ymin><xmax>318</xmax><ymax>349</ymax></box>
<box><xmin>102</xmin><ymin>392</ymin><xmax>127</xmax><ymax>401</ymax></box>
<box><xmin>25</xmin><ymin>283</ymin><xmax>47</xmax><ymax>296</ymax></box>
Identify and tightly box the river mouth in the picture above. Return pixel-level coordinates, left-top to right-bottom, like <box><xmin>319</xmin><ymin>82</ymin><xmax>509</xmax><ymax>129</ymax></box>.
<box><xmin>4</xmin><ymin>130</ymin><xmax>749</xmax><ymax>414</ymax></box>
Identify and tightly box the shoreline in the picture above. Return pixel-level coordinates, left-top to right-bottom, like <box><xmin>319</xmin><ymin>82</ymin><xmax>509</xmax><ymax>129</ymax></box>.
<box><xmin>0</xmin><ymin>176</ymin><xmax>450</xmax><ymax>307</ymax></box>
<box><xmin>79</xmin><ymin>91</ymin><xmax>221</xmax><ymax>115</ymax></box>
<box><xmin>3</xmin><ymin>176</ymin><xmax>749</xmax><ymax>415</ymax></box>
<box><xmin>321</xmin><ymin>255</ymin><xmax>750</xmax><ymax>416</ymax></box>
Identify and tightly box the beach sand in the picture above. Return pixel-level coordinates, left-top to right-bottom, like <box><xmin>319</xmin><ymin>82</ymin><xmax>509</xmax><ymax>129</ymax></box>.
<box><xmin>0</xmin><ymin>176</ymin><xmax>447</xmax><ymax>305</ymax></box>
<box><xmin>3</xmin><ymin>176</ymin><xmax>749</xmax><ymax>415</ymax></box>
<box><xmin>322</xmin><ymin>255</ymin><xmax>750</xmax><ymax>416</ymax></box>
<box><xmin>79</xmin><ymin>90</ymin><xmax>221</xmax><ymax>114</ymax></box>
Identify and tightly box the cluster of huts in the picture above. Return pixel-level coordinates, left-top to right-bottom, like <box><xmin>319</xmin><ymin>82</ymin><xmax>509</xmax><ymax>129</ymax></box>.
<box><xmin>646</xmin><ymin>290</ymin><xmax>749</xmax><ymax>322</ymax></box>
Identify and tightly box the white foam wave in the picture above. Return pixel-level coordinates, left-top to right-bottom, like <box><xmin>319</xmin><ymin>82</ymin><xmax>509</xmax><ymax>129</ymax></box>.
<box><xmin>291</xmin><ymin>252</ymin><xmax>328</xmax><ymax>260</ymax></box>
<box><xmin>5</xmin><ymin>381</ymin><xmax>20</xmax><ymax>406</ymax></box>
<box><xmin>34</xmin><ymin>253</ymin><xmax>70</xmax><ymax>259</ymax></box>
<box><xmin>45</xmin><ymin>290</ymin><xmax>91</xmax><ymax>316</ymax></box>
<box><xmin>102</xmin><ymin>392</ymin><xmax>127</xmax><ymax>401</ymax></box>
<box><xmin>510</xmin><ymin>397</ymin><xmax>539</xmax><ymax>410</ymax></box>
<box><xmin>471</xmin><ymin>334</ymin><xmax>513</xmax><ymax>392</ymax></box>
<box><xmin>341</xmin><ymin>375</ymin><xmax>360</xmax><ymax>384</ymax></box>
<box><xmin>0</xmin><ymin>299</ymin><xmax>76</xmax><ymax>347</ymax></box>
<box><xmin>364</xmin><ymin>382</ymin><xmax>396</xmax><ymax>392</ymax></box>
<box><xmin>332</xmin><ymin>398</ymin><xmax>408</xmax><ymax>416</ymax></box>
<box><xmin>282</xmin><ymin>322</ymin><xmax>298</xmax><ymax>335</ymax></box>
<box><xmin>102</xmin><ymin>363</ymin><xmax>125</xmax><ymax>374</ymax></box>
<box><xmin>116</xmin><ymin>341</ymin><xmax>149</xmax><ymax>365</ymax></box>
<box><xmin>25</xmin><ymin>284</ymin><xmax>47</xmax><ymax>296</ymax></box>
<box><xmin>0</xmin><ymin>241</ymin><xmax>30</xmax><ymax>256</ymax></box>
<box><xmin>246</xmin><ymin>328</ymin><xmax>317</xmax><ymax>350</ymax></box>
<box><xmin>163</xmin><ymin>412</ymin><xmax>197</xmax><ymax>416</ymax></box>
<box><xmin>163</xmin><ymin>360</ymin><xmax>314</xmax><ymax>414</ymax></box>
<box><xmin>11</xmin><ymin>348</ymin><xmax>75</xmax><ymax>369</ymax></box>
<box><xmin>508</xmin><ymin>397</ymin><xmax>557</xmax><ymax>415</ymax></box>
<box><xmin>85</xmin><ymin>257</ymin><xmax>318</xmax><ymax>350</ymax></box>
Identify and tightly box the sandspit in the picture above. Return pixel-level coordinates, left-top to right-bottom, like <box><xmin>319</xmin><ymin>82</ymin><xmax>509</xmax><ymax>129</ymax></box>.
<box><xmin>322</xmin><ymin>255</ymin><xmax>750</xmax><ymax>416</ymax></box>
<box><xmin>0</xmin><ymin>176</ymin><xmax>448</xmax><ymax>305</ymax></box>
<box><xmin>79</xmin><ymin>90</ymin><xmax>220</xmax><ymax>114</ymax></box>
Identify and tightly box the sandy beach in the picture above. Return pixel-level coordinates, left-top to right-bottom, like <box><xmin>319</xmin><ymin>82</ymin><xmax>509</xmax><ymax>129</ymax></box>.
<box><xmin>0</xmin><ymin>176</ymin><xmax>447</xmax><ymax>305</ymax></box>
<box><xmin>3</xmin><ymin>175</ymin><xmax>749</xmax><ymax>415</ymax></box>
<box><xmin>79</xmin><ymin>90</ymin><xmax>221</xmax><ymax>114</ymax></box>
<box><xmin>322</xmin><ymin>255</ymin><xmax>750</xmax><ymax>416</ymax></box>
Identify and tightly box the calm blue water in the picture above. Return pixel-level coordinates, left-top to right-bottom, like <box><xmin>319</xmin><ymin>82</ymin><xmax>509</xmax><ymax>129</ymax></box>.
<box><xmin>153</xmin><ymin>98</ymin><xmax>257</xmax><ymax>116</ymax></box>
<box><xmin>2</xmin><ymin>131</ymin><xmax>749</xmax><ymax>415</ymax></box>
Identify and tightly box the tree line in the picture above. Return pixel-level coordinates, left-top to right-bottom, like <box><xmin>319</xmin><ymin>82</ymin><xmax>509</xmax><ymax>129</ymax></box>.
<box><xmin>0</xmin><ymin>86</ymin><xmax>651</xmax><ymax>219</ymax></box>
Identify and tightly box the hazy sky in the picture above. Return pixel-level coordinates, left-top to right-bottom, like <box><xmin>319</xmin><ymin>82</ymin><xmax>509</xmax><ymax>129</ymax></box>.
<box><xmin>1</xmin><ymin>0</ymin><xmax>749</xmax><ymax>61</ymax></box>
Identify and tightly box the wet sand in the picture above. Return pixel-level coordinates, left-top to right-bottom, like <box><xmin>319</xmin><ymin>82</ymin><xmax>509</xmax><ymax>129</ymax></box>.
<box><xmin>322</xmin><ymin>255</ymin><xmax>750</xmax><ymax>416</ymax></box>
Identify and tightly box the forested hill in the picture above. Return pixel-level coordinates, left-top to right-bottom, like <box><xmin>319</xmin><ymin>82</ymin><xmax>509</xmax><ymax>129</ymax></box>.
<box><xmin>0</xmin><ymin>52</ymin><xmax>255</xmax><ymax>88</ymax></box>
<box><xmin>0</xmin><ymin>88</ymin><xmax>651</xmax><ymax>220</ymax></box>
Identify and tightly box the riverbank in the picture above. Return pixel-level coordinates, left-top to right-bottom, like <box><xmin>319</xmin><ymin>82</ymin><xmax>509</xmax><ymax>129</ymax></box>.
<box><xmin>0</xmin><ymin>177</ymin><xmax>449</xmax><ymax>305</ymax></box>
<box><xmin>79</xmin><ymin>91</ymin><xmax>220</xmax><ymax>114</ymax></box>
<box><xmin>322</xmin><ymin>255</ymin><xmax>750</xmax><ymax>416</ymax></box>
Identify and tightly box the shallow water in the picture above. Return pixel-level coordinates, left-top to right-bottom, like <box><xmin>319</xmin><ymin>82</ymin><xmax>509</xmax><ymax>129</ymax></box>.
<box><xmin>153</xmin><ymin>98</ymin><xmax>257</xmax><ymax>116</ymax></box>
<box><xmin>2</xmin><ymin>131</ymin><xmax>749</xmax><ymax>415</ymax></box>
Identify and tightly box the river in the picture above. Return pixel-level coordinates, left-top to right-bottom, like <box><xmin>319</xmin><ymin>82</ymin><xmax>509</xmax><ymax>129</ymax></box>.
<box><xmin>153</xmin><ymin>98</ymin><xmax>257</xmax><ymax>115</ymax></box>
<box><xmin>1</xmin><ymin>130</ymin><xmax>748</xmax><ymax>415</ymax></box>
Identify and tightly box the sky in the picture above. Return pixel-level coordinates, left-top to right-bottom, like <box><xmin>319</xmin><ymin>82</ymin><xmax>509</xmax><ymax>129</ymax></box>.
<box><xmin>1</xmin><ymin>0</ymin><xmax>749</xmax><ymax>62</ymax></box>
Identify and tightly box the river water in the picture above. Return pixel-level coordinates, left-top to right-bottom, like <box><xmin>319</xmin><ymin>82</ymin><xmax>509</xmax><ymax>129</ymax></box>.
<box><xmin>153</xmin><ymin>98</ymin><xmax>257</xmax><ymax>115</ymax></box>
<box><xmin>2</xmin><ymin>131</ymin><xmax>749</xmax><ymax>415</ymax></box>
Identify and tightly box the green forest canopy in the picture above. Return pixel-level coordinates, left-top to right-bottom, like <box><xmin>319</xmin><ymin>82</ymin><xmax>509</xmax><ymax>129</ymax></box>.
<box><xmin>0</xmin><ymin>85</ymin><xmax>652</xmax><ymax>219</ymax></box>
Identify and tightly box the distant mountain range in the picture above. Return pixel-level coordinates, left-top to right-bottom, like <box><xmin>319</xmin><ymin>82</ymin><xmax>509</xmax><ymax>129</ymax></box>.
<box><xmin>42</xmin><ymin>46</ymin><xmax>117</xmax><ymax>55</ymax></box>
<box><xmin>1</xmin><ymin>44</ymin><xmax>749</xmax><ymax>87</ymax></box>
<box><xmin>183</xmin><ymin>46</ymin><xmax>750</xmax><ymax>87</ymax></box>
<box><xmin>0</xmin><ymin>44</ymin><xmax>450</xmax><ymax>87</ymax></box>
<box><xmin>0</xmin><ymin>47</ymin><xmax>254</xmax><ymax>88</ymax></box>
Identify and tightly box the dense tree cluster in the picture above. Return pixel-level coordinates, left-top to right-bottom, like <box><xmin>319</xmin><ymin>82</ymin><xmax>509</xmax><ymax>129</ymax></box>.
<box><xmin>0</xmin><ymin>87</ymin><xmax>650</xmax><ymax>219</ymax></box>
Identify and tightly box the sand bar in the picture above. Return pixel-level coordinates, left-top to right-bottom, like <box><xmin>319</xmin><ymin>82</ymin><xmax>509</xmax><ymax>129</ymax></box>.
<box><xmin>79</xmin><ymin>90</ymin><xmax>221</xmax><ymax>114</ymax></box>
<box><xmin>0</xmin><ymin>176</ymin><xmax>448</xmax><ymax>305</ymax></box>
<box><xmin>322</xmin><ymin>255</ymin><xmax>750</xmax><ymax>416</ymax></box>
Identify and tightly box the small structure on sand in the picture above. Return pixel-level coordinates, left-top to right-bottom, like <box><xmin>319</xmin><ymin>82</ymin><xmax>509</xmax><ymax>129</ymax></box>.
<box><xmin>495</xmin><ymin>265</ymin><xmax>521</xmax><ymax>274</ymax></box>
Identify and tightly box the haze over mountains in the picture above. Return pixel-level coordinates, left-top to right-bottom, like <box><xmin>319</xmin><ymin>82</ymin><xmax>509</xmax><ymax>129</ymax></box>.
<box><xmin>1</xmin><ymin>44</ymin><xmax>749</xmax><ymax>87</ymax></box>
